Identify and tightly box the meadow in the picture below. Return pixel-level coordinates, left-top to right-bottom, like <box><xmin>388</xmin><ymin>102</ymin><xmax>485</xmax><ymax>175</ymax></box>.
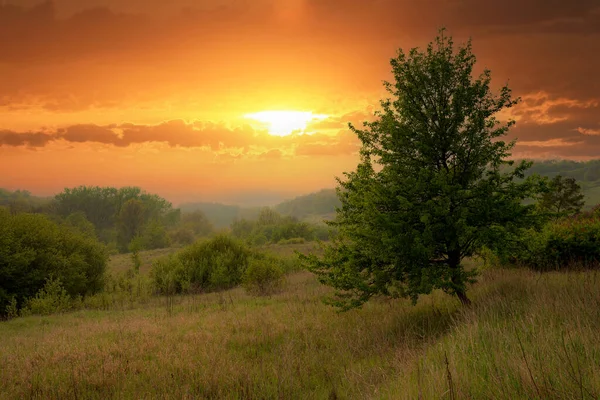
<box><xmin>1</xmin><ymin>244</ymin><xmax>599</xmax><ymax>399</ymax></box>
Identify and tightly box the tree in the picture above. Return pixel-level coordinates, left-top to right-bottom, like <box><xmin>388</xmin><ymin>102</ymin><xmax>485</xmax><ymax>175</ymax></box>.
<box><xmin>181</xmin><ymin>210</ymin><xmax>214</xmax><ymax>236</ymax></box>
<box><xmin>537</xmin><ymin>175</ymin><xmax>585</xmax><ymax>218</ymax></box>
<box><xmin>117</xmin><ymin>199</ymin><xmax>146</xmax><ymax>252</ymax></box>
<box><xmin>302</xmin><ymin>30</ymin><xmax>539</xmax><ymax>309</ymax></box>
<box><xmin>64</xmin><ymin>211</ymin><xmax>97</xmax><ymax>239</ymax></box>
<box><xmin>0</xmin><ymin>209</ymin><xmax>107</xmax><ymax>316</ymax></box>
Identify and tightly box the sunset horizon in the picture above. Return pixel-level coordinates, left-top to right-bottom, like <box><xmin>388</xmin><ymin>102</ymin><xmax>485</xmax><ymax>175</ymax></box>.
<box><xmin>2</xmin><ymin>0</ymin><xmax>600</xmax><ymax>204</ymax></box>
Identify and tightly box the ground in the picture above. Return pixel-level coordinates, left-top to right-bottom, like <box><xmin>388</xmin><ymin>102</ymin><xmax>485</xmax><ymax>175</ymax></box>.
<box><xmin>1</xmin><ymin>245</ymin><xmax>599</xmax><ymax>399</ymax></box>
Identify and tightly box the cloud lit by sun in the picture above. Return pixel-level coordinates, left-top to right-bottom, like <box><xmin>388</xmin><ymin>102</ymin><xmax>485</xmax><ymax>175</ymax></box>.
<box><xmin>244</xmin><ymin>111</ymin><xmax>328</xmax><ymax>136</ymax></box>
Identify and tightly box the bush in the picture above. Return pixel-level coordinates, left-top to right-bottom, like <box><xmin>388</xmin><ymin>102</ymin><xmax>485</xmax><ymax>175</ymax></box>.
<box><xmin>151</xmin><ymin>234</ymin><xmax>252</xmax><ymax>294</ymax></box>
<box><xmin>243</xmin><ymin>258</ymin><xmax>284</xmax><ymax>296</ymax></box>
<box><xmin>516</xmin><ymin>212</ymin><xmax>600</xmax><ymax>270</ymax></box>
<box><xmin>20</xmin><ymin>278</ymin><xmax>73</xmax><ymax>316</ymax></box>
<box><xmin>0</xmin><ymin>209</ymin><xmax>108</xmax><ymax>316</ymax></box>
<box><xmin>231</xmin><ymin>209</ymin><xmax>322</xmax><ymax>244</ymax></box>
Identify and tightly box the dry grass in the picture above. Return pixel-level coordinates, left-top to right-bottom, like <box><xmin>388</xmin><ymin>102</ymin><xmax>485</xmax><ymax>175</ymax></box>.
<box><xmin>1</xmin><ymin>265</ymin><xmax>600</xmax><ymax>399</ymax></box>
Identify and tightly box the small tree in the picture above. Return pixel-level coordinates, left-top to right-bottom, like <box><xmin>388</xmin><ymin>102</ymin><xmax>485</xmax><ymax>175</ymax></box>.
<box><xmin>537</xmin><ymin>175</ymin><xmax>585</xmax><ymax>218</ymax></box>
<box><xmin>128</xmin><ymin>235</ymin><xmax>144</xmax><ymax>274</ymax></box>
<box><xmin>302</xmin><ymin>30</ymin><xmax>539</xmax><ymax>309</ymax></box>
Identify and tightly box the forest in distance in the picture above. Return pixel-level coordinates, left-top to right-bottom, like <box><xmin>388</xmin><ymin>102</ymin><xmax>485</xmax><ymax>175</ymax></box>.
<box><xmin>5</xmin><ymin>158</ymin><xmax>600</xmax><ymax>230</ymax></box>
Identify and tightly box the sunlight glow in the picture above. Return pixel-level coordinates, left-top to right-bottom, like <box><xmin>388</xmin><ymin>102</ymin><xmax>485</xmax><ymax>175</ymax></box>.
<box><xmin>244</xmin><ymin>111</ymin><xmax>328</xmax><ymax>136</ymax></box>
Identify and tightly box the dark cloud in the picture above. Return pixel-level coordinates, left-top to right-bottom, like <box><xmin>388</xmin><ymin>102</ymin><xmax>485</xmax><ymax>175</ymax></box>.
<box><xmin>0</xmin><ymin>120</ymin><xmax>361</xmax><ymax>157</ymax></box>
<box><xmin>0</xmin><ymin>130</ymin><xmax>53</xmax><ymax>147</ymax></box>
<box><xmin>0</xmin><ymin>120</ymin><xmax>262</xmax><ymax>149</ymax></box>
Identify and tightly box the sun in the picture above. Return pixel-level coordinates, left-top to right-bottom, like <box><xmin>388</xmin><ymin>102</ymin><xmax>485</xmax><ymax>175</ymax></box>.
<box><xmin>244</xmin><ymin>111</ymin><xmax>327</xmax><ymax>136</ymax></box>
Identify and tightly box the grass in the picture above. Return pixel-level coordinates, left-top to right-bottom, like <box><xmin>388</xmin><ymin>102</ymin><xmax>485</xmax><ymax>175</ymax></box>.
<box><xmin>1</xmin><ymin>250</ymin><xmax>600</xmax><ymax>398</ymax></box>
<box><xmin>108</xmin><ymin>247</ymin><xmax>180</xmax><ymax>275</ymax></box>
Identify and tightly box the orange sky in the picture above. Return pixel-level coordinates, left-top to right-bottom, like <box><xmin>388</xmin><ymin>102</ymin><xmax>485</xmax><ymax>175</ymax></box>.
<box><xmin>2</xmin><ymin>0</ymin><xmax>600</xmax><ymax>204</ymax></box>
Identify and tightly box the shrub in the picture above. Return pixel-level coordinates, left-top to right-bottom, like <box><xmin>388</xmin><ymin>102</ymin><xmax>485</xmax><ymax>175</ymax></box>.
<box><xmin>516</xmin><ymin>212</ymin><xmax>600</xmax><ymax>270</ymax></box>
<box><xmin>151</xmin><ymin>234</ymin><xmax>252</xmax><ymax>294</ymax></box>
<box><xmin>0</xmin><ymin>210</ymin><xmax>108</xmax><ymax>316</ymax></box>
<box><xmin>150</xmin><ymin>255</ymin><xmax>190</xmax><ymax>294</ymax></box>
<box><xmin>20</xmin><ymin>278</ymin><xmax>72</xmax><ymax>316</ymax></box>
<box><xmin>231</xmin><ymin>209</ymin><xmax>322</xmax><ymax>244</ymax></box>
<box><xmin>128</xmin><ymin>236</ymin><xmax>144</xmax><ymax>273</ymax></box>
<box><xmin>243</xmin><ymin>258</ymin><xmax>284</xmax><ymax>296</ymax></box>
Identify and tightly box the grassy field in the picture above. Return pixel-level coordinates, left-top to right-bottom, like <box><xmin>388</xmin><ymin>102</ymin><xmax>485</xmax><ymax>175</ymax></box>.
<box><xmin>107</xmin><ymin>247</ymin><xmax>181</xmax><ymax>275</ymax></box>
<box><xmin>1</xmin><ymin>245</ymin><xmax>600</xmax><ymax>399</ymax></box>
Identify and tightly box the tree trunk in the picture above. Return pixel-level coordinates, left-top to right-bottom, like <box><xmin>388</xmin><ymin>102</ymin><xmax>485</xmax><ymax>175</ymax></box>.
<box><xmin>455</xmin><ymin>289</ymin><xmax>472</xmax><ymax>306</ymax></box>
<box><xmin>448</xmin><ymin>249</ymin><xmax>472</xmax><ymax>306</ymax></box>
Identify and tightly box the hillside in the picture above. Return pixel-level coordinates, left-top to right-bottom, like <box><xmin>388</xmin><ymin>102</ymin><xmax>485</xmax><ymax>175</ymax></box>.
<box><xmin>274</xmin><ymin>188</ymin><xmax>339</xmax><ymax>220</ymax></box>
<box><xmin>181</xmin><ymin>160</ymin><xmax>600</xmax><ymax>227</ymax></box>
<box><xmin>524</xmin><ymin>159</ymin><xmax>600</xmax><ymax>207</ymax></box>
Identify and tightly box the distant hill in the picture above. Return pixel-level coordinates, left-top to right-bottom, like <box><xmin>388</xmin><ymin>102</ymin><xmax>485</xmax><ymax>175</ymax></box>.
<box><xmin>180</xmin><ymin>160</ymin><xmax>600</xmax><ymax>228</ymax></box>
<box><xmin>179</xmin><ymin>190</ymin><xmax>340</xmax><ymax>228</ymax></box>
<box><xmin>274</xmin><ymin>189</ymin><xmax>340</xmax><ymax>221</ymax></box>
<box><xmin>178</xmin><ymin>202</ymin><xmax>261</xmax><ymax>228</ymax></box>
<box><xmin>523</xmin><ymin>159</ymin><xmax>600</xmax><ymax>207</ymax></box>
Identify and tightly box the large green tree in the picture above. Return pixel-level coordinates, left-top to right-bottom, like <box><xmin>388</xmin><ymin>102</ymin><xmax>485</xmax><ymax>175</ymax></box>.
<box><xmin>302</xmin><ymin>30</ymin><xmax>539</xmax><ymax>308</ymax></box>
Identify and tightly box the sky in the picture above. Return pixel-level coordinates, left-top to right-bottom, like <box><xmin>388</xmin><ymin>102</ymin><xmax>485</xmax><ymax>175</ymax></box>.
<box><xmin>1</xmin><ymin>0</ymin><xmax>600</xmax><ymax>204</ymax></box>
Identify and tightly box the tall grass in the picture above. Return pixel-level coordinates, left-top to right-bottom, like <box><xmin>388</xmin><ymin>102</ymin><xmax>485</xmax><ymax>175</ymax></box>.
<box><xmin>1</xmin><ymin>266</ymin><xmax>599</xmax><ymax>399</ymax></box>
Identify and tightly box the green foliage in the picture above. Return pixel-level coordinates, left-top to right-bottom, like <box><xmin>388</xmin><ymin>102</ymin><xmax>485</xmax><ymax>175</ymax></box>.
<box><xmin>128</xmin><ymin>236</ymin><xmax>144</xmax><ymax>274</ymax></box>
<box><xmin>515</xmin><ymin>209</ymin><xmax>600</xmax><ymax>270</ymax></box>
<box><xmin>243</xmin><ymin>258</ymin><xmax>284</xmax><ymax>296</ymax></box>
<box><xmin>54</xmin><ymin>185</ymin><xmax>176</xmax><ymax>251</ymax></box>
<box><xmin>231</xmin><ymin>208</ymin><xmax>322</xmax><ymax>244</ymax></box>
<box><xmin>0</xmin><ymin>209</ymin><xmax>107</xmax><ymax>316</ymax></box>
<box><xmin>302</xmin><ymin>29</ymin><xmax>540</xmax><ymax>309</ymax></box>
<box><xmin>117</xmin><ymin>198</ymin><xmax>146</xmax><ymax>252</ymax></box>
<box><xmin>537</xmin><ymin>175</ymin><xmax>585</xmax><ymax>218</ymax></box>
<box><xmin>141</xmin><ymin>219</ymin><xmax>171</xmax><ymax>250</ymax></box>
<box><xmin>64</xmin><ymin>211</ymin><xmax>97</xmax><ymax>238</ymax></box>
<box><xmin>151</xmin><ymin>235</ymin><xmax>252</xmax><ymax>294</ymax></box>
<box><xmin>0</xmin><ymin>188</ymin><xmax>53</xmax><ymax>214</ymax></box>
<box><xmin>181</xmin><ymin>210</ymin><xmax>214</xmax><ymax>236</ymax></box>
<box><xmin>4</xmin><ymin>296</ymin><xmax>18</xmax><ymax>319</ymax></box>
<box><xmin>20</xmin><ymin>278</ymin><xmax>72</xmax><ymax>316</ymax></box>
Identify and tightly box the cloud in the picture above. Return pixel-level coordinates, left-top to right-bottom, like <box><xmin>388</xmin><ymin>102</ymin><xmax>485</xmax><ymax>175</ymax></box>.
<box><xmin>1</xmin><ymin>1</ymin><xmax>600</xmax><ymax>161</ymax></box>
<box><xmin>577</xmin><ymin>127</ymin><xmax>600</xmax><ymax>136</ymax></box>
<box><xmin>510</xmin><ymin>92</ymin><xmax>599</xmax><ymax>125</ymax></box>
<box><xmin>0</xmin><ymin>119</ymin><xmax>362</xmax><ymax>157</ymax></box>
<box><xmin>1</xmin><ymin>0</ymin><xmax>599</xmax><ymax>114</ymax></box>
<box><xmin>0</xmin><ymin>130</ymin><xmax>54</xmax><ymax>147</ymax></box>
<box><xmin>0</xmin><ymin>120</ymin><xmax>263</xmax><ymax>149</ymax></box>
